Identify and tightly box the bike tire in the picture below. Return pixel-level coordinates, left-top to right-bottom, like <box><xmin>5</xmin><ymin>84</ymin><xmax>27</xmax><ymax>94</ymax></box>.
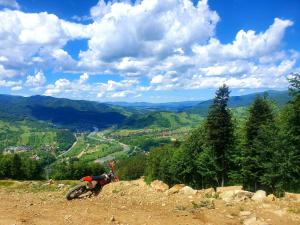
<box><xmin>66</xmin><ymin>184</ymin><xmax>88</xmax><ymax>200</ymax></box>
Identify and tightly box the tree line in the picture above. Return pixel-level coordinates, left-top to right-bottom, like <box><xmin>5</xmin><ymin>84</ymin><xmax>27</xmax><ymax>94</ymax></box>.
<box><xmin>0</xmin><ymin>153</ymin><xmax>105</xmax><ymax>180</ymax></box>
<box><xmin>119</xmin><ymin>73</ymin><xmax>300</xmax><ymax>195</ymax></box>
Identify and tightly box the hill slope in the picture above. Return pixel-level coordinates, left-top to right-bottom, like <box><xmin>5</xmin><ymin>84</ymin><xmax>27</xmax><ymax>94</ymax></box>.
<box><xmin>0</xmin><ymin>95</ymin><xmax>127</xmax><ymax>130</ymax></box>
<box><xmin>0</xmin><ymin>90</ymin><xmax>290</xmax><ymax>130</ymax></box>
<box><xmin>188</xmin><ymin>90</ymin><xmax>290</xmax><ymax>115</ymax></box>
<box><xmin>0</xmin><ymin>179</ymin><xmax>299</xmax><ymax>225</ymax></box>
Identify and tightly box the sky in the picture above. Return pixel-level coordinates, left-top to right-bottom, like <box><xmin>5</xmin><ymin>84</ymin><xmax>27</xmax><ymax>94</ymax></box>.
<box><xmin>0</xmin><ymin>0</ymin><xmax>299</xmax><ymax>102</ymax></box>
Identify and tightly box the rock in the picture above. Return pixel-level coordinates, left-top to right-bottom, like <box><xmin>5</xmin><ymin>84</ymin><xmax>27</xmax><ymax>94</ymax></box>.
<box><xmin>285</xmin><ymin>192</ymin><xmax>300</xmax><ymax>202</ymax></box>
<box><xmin>220</xmin><ymin>190</ymin><xmax>253</xmax><ymax>202</ymax></box>
<box><xmin>217</xmin><ymin>186</ymin><xmax>243</xmax><ymax>193</ymax></box>
<box><xmin>197</xmin><ymin>187</ymin><xmax>215</xmax><ymax>197</ymax></box>
<box><xmin>243</xmin><ymin>216</ymin><xmax>257</xmax><ymax>225</ymax></box>
<box><xmin>179</xmin><ymin>186</ymin><xmax>197</xmax><ymax>195</ymax></box>
<box><xmin>239</xmin><ymin>211</ymin><xmax>252</xmax><ymax>217</ymax></box>
<box><xmin>226</xmin><ymin>214</ymin><xmax>234</xmax><ymax>219</ymax></box>
<box><xmin>57</xmin><ymin>183</ymin><xmax>65</xmax><ymax>189</ymax></box>
<box><xmin>48</xmin><ymin>179</ymin><xmax>54</xmax><ymax>185</ymax></box>
<box><xmin>167</xmin><ymin>184</ymin><xmax>185</xmax><ymax>195</ymax></box>
<box><xmin>266</xmin><ymin>194</ymin><xmax>276</xmax><ymax>201</ymax></box>
<box><xmin>110</xmin><ymin>215</ymin><xmax>115</xmax><ymax>222</ymax></box>
<box><xmin>251</xmin><ymin>190</ymin><xmax>266</xmax><ymax>202</ymax></box>
<box><xmin>150</xmin><ymin>180</ymin><xmax>169</xmax><ymax>192</ymax></box>
<box><xmin>243</xmin><ymin>215</ymin><xmax>267</xmax><ymax>225</ymax></box>
<box><xmin>64</xmin><ymin>215</ymin><xmax>71</xmax><ymax>221</ymax></box>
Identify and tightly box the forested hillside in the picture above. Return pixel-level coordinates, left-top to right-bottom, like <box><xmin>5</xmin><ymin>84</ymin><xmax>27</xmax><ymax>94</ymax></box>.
<box><xmin>118</xmin><ymin>74</ymin><xmax>300</xmax><ymax>196</ymax></box>
<box><xmin>0</xmin><ymin>95</ymin><xmax>126</xmax><ymax>130</ymax></box>
<box><xmin>188</xmin><ymin>90</ymin><xmax>290</xmax><ymax>115</ymax></box>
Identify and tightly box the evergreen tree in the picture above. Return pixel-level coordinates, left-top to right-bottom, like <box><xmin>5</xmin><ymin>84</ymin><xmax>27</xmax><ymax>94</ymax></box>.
<box><xmin>10</xmin><ymin>154</ymin><xmax>23</xmax><ymax>179</ymax></box>
<box><xmin>274</xmin><ymin>73</ymin><xmax>300</xmax><ymax>193</ymax></box>
<box><xmin>243</xmin><ymin>95</ymin><xmax>274</xmax><ymax>191</ymax></box>
<box><xmin>145</xmin><ymin>145</ymin><xmax>175</xmax><ymax>185</ymax></box>
<box><xmin>205</xmin><ymin>84</ymin><xmax>234</xmax><ymax>187</ymax></box>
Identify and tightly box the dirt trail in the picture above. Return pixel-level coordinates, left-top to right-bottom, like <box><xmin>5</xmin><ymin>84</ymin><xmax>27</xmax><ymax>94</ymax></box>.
<box><xmin>0</xmin><ymin>179</ymin><xmax>299</xmax><ymax>225</ymax></box>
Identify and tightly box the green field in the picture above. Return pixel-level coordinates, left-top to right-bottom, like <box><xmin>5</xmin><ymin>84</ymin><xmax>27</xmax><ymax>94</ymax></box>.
<box><xmin>0</xmin><ymin>120</ymin><xmax>75</xmax><ymax>152</ymax></box>
<box><xmin>61</xmin><ymin>133</ymin><xmax>124</xmax><ymax>162</ymax></box>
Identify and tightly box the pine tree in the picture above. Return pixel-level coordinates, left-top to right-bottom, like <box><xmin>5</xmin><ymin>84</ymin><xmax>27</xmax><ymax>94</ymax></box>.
<box><xmin>243</xmin><ymin>95</ymin><xmax>274</xmax><ymax>191</ymax></box>
<box><xmin>205</xmin><ymin>84</ymin><xmax>234</xmax><ymax>187</ymax></box>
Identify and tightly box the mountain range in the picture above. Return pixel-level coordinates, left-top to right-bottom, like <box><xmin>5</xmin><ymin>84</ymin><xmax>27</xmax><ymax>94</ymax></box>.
<box><xmin>0</xmin><ymin>90</ymin><xmax>290</xmax><ymax>130</ymax></box>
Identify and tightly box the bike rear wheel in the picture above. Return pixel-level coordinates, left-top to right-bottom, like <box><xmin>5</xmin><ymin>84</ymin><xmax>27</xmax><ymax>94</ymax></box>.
<box><xmin>66</xmin><ymin>184</ymin><xmax>88</xmax><ymax>200</ymax></box>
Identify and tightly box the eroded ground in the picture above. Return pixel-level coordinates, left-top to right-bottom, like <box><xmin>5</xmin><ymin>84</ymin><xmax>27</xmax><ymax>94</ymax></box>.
<box><xmin>0</xmin><ymin>180</ymin><xmax>299</xmax><ymax>225</ymax></box>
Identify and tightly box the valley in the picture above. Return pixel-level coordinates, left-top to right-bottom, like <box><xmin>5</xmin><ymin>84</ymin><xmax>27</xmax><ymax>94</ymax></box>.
<box><xmin>0</xmin><ymin>90</ymin><xmax>291</xmax><ymax>176</ymax></box>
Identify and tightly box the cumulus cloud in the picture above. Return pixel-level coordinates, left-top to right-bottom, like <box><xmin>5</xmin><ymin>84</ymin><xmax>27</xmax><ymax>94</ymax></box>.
<box><xmin>44</xmin><ymin>73</ymin><xmax>94</xmax><ymax>98</ymax></box>
<box><xmin>192</xmin><ymin>18</ymin><xmax>293</xmax><ymax>62</ymax></box>
<box><xmin>0</xmin><ymin>79</ymin><xmax>22</xmax><ymax>92</ymax></box>
<box><xmin>0</xmin><ymin>0</ymin><xmax>299</xmax><ymax>100</ymax></box>
<box><xmin>25</xmin><ymin>71</ymin><xmax>46</xmax><ymax>87</ymax></box>
<box><xmin>0</xmin><ymin>65</ymin><xmax>18</xmax><ymax>78</ymax></box>
<box><xmin>76</xmin><ymin>0</ymin><xmax>297</xmax><ymax>93</ymax></box>
<box><xmin>0</xmin><ymin>10</ymin><xmax>87</xmax><ymax>75</ymax></box>
<box><xmin>79</xmin><ymin>0</ymin><xmax>219</xmax><ymax>64</ymax></box>
<box><xmin>44</xmin><ymin>73</ymin><xmax>140</xmax><ymax>100</ymax></box>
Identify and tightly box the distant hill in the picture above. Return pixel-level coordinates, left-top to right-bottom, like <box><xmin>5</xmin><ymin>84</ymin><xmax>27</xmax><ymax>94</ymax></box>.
<box><xmin>0</xmin><ymin>90</ymin><xmax>290</xmax><ymax>130</ymax></box>
<box><xmin>107</xmin><ymin>101</ymin><xmax>201</xmax><ymax>112</ymax></box>
<box><xmin>123</xmin><ymin>111</ymin><xmax>204</xmax><ymax>129</ymax></box>
<box><xmin>187</xmin><ymin>90</ymin><xmax>290</xmax><ymax>116</ymax></box>
<box><xmin>0</xmin><ymin>95</ymin><xmax>126</xmax><ymax>130</ymax></box>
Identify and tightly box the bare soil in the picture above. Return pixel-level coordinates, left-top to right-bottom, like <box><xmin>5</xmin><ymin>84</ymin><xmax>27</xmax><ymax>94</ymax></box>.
<box><xmin>0</xmin><ymin>179</ymin><xmax>299</xmax><ymax>225</ymax></box>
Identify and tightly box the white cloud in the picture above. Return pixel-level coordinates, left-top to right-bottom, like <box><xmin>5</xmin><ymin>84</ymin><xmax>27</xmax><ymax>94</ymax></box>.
<box><xmin>11</xmin><ymin>85</ymin><xmax>22</xmax><ymax>91</ymax></box>
<box><xmin>0</xmin><ymin>10</ymin><xmax>87</xmax><ymax>76</ymax></box>
<box><xmin>0</xmin><ymin>0</ymin><xmax>299</xmax><ymax>99</ymax></box>
<box><xmin>25</xmin><ymin>71</ymin><xmax>46</xmax><ymax>87</ymax></box>
<box><xmin>110</xmin><ymin>90</ymin><xmax>134</xmax><ymax>98</ymax></box>
<box><xmin>79</xmin><ymin>0</ymin><xmax>219</xmax><ymax>65</ymax></box>
<box><xmin>0</xmin><ymin>79</ymin><xmax>22</xmax><ymax>88</ymax></box>
<box><xmin>192</xmin><ymin>18</ymin><xmax>293</xmax><ymax>62</ymax></box>
<box><xmin>79</xmin><ymin>72</ymin><xmax>89</xmax><ymax>84</ymax></box>
<box><xmin>0</xmin><ymin>65</ymin><xmax>18</xmax><ymax>78</ymax></box>
<box><xmin>44</xmin><ymin>79</ymin><xmax>72</xmax><ymax>96</ymax></box>
<box><xmin>0</xmin><ymin>0</ymin><xmax>19</xmax><ymax>9</ymax></box>
<box><xmin>150</xmin><ymin>75</ymin><xmax>164</xmax><ymax>84</ymax></box>
<box><xmin>44</xmin><ymin>73</ymin><xmax>93</xmax><ymax>98</ymax></box>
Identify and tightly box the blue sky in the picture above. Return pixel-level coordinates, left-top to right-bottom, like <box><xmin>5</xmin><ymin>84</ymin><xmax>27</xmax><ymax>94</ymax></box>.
<box><xmin>0</xmin><ymin>0</ymin><xmax>299</xmax><ymax>102</ymax></box>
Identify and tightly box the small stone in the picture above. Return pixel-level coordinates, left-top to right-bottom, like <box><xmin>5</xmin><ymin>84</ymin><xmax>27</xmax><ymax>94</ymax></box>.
<box><xmin>252</xmin><ymin>190</ymin><xmax>266</xmax><ymax>202</ymax></box>
<box><xmin>239</xmin><ymin>211</ymin><xmax>252</xmax><ymax>217</ymax></box>
<box><xmin>179</xmin><ymin>186</ymin><xmax>197</xmax><ymax>195</ymax></box>
<box><xmin>64</xmin><ymin>215</ymin><xmax>71</xmax><ymax>220</ymax></box>
<box><xmin>110</xmin><ymin>215</ymin><xmax>115</xmax><ymax>222</ymax></box>
<box><xmin>167</xmin><ymin>184</ymin><xmax>185</xmax><ymax>195</ymax></box>
<box><xmin>150</xmin><ymin>180</ymin><xmax>169</xmax><ymax>192</ymax></box>
<box><xmin>58</xmin><ymin>183</ymin><xmax>65</xmax><ymax>189</ymax></box>
<box><xmin>243</xmin><ymin>216</ymin><xmax>257</xmax><ymax>225</ymax></box>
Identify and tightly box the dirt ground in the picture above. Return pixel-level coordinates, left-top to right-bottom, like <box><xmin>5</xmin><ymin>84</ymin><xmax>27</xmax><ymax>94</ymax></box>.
<box><xmin>0</xmin><ymin>179</ymin><xmax>299</xmax><ymax>225</ymax></box>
